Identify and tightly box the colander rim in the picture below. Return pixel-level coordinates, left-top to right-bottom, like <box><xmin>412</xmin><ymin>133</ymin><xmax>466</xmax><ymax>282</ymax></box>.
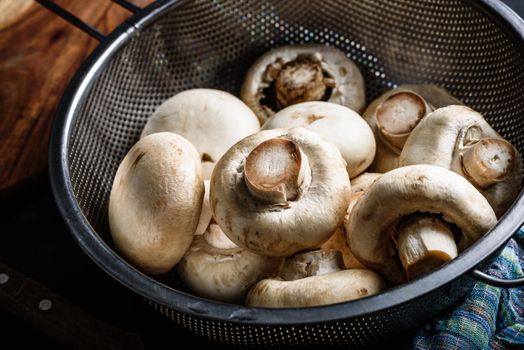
<box><xmin>49</xmin><ymin>0</ymin><xmax>524</xmax><ymax>325</ymax></box>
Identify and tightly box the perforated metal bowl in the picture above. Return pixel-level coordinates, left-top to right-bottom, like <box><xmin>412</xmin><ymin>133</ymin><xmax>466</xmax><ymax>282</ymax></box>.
<box><xmin>48</xmin><ymin>0</ymin><xmax>524</xmax><ymax>347</ymax></box>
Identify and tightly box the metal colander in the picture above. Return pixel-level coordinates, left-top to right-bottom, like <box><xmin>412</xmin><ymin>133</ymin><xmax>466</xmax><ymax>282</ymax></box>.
<box><xmin>47</xmin><ymin>0</ymin><xmax>524</xmax><ymax>347</ymax></box>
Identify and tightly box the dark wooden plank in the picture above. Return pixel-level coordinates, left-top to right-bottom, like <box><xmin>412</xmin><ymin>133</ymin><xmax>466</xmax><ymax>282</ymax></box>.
<box><xmin>0</xmin><ymin>261</ymin><xmax>144</xmax><ymax>350</ymax></box>
<box><xmin>0</xmin><ymin>0</ymin><xmax>151</xmax><ymax>193</ymax></box>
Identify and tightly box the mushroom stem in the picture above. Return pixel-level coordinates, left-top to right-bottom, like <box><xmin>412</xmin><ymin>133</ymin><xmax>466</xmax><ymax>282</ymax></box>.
<box><xmin>244</xmin><ymin>138</ymin><xmax>312</xmax><ymax>204</ymax></box>
<box><xmin>376</xmin><ymin>91</ymin><xmax>430</xmax><ymax>153</ymax></box>
<box><xmin>462</xmin><ymin>138</ymin><xmax>515</xmax><ymax>189</ymax></box>
<box><xmin>396</xmin><ymin>215</ymin><xmax>458</xmax><ymax>281</ymax></box>
<box><xmin>275</xmin><ymin>56</ymin><xmax>328</xmax><ymax>109</ymax></box>
<box><xmin>203</xmin><ymin>223</ymin><xmax>237</xmax><ymax>250</ymax></box>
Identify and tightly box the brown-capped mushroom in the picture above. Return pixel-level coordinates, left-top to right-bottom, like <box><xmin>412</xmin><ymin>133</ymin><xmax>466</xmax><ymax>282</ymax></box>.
<box><xmin>141</xmin><ymin>89</ymin><xmax>260</xmax><ymax>179</ymax></box>
<box><xmin>400</xmin><ymin>105</ymin><xmax>522</xmax><ymax>217</ymax></box>
<box><xmin>364</xmin><ymin>87</ymin><xmax>434</xmax><ymax>172</ymax></box>
<box><xmin>177</xmin><ymin>223</ymin><xmax>282</xmax><ymax>303</ymax></box>
<box><xmin>108</xmin><ymin>132</ymin><xmax>204</xmax><ymax>274</ymax></box>
<box><xmin>211</xmin><ymin>127</ymin><xmax>351</xmax><ymax>257</ymax></box>
<box><xmin>346</xmin><ymin>165</ymin><xmax>497</xmax><ymax>285</ymax></box>
<box><xmin>262</xmin><ymin>101</ymin><xmax>376</xmax><ymax>178</ymax></box>
<box><xmin>246</xmin><ymin>250</ymin><xmax>385</xmax><ymax>308</ymax></box>
<box><xmin>241</xmin><ymin>44</ymin><xmax>365</xmax><ymax>124</ymax></box>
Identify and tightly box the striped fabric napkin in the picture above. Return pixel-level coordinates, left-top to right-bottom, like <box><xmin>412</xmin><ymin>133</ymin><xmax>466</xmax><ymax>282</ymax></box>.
<box><xmin>413</xmin><ymin>229</ymin><xmax>524</xmax><ymax>349</ymax></box>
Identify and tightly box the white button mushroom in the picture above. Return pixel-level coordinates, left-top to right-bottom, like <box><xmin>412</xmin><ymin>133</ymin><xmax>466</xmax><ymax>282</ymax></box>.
<box><xmin>279</xmin><ymin>249</ymin><xmax>345</xmax><ymax>281</ymax></box>
<box><xmin>348</xmin><ymin>172</ymin><xmax>383</xmax><ymax>193</ymax></box>
<box><xmin>108</xmin><ymin>132</ymin><xmax>204</xmax><ymax>275</ymax></box>
<box><xmin>241</xmin><ymin>44</ymin><xmax>365</xmax><ymax>124</ymax></box>
<box><xmin>141</xmin><ymin>89</ymin><xmax>260</xmax><ymax>180</ymax></box>
<box><xmin>177</xmin><ymin>223</ymin><xmax>282</xmax><ymax>303</ymax></box>
<box><xmin>399</xmin><ymin>105</ymin><xmax>523</xmax><ymax>217</ymax></box>
<box><xmin>396</xmin><ymin>84</ymin><xmax>463</xmax><ymax>109</ymax></box>
<box><xmin>320</xmin><ymin>173</ymin><xmax>382</xmax><ymax>269</ymax></box>
<box><xmin>364</xmin><ymin>87</ymin><xmax>434</xmax><ymax>173</ymax></box>
<box><xmin>211</xmin><ymin>128</ymin><xmax>351</xmax><ymax>257</ymax></box>
<box><xmin>320</xmin><ymin>193</ymin><xmax>366</xmax><ymax>269</ymax></box>
<box><xmin>194</xmin><ymin>180</ymin><xmax>212</xmax><ymax>236</ymax></box>
<box><xmin>246</xmin><ymin>250</ymin><xmax>385</xmax><ymax>308</ymax></box>
<box><xmin>346</xmin><ymin>165</ymin><xmax>497</xmax><ymax>285</ymax></box>
<box><xmin>262</xmin><ymin>101</ymin><xmax>376</xmax><ymax>178</ymax></box>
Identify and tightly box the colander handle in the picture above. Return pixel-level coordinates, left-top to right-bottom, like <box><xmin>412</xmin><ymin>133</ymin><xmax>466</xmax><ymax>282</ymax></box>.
<box><xmin>470</xmin><ymin>269</ymin><xmax>524</xmax><ymax>288</ymax></box>
<box><xmin>0</xmin><ymin>261</ymin><xmax>144</xmax><ymax>349</ymax></box>
<box><xmin>35</xmin><ymin>0</ymin><xmax>143</xmax><ymax>41</ymax></box>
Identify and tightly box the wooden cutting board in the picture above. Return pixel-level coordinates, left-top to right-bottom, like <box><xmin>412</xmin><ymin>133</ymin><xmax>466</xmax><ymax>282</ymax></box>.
<box><xmin>0</xmin><ymin>0</ymin><xmax>151</xmax><ymax>195</ymax></box>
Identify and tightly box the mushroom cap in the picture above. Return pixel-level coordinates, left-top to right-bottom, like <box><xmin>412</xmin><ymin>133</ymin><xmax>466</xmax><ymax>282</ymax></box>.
<box><xmin>320</xmin><ymin>227</ymin><xmax>365</xmax><ymax>269</ymax></box>
<box><xmin>108</xmin><ymin>132</ymin><xmax>204</xmax><ymax>274</ymax></box>
<box><xmin>245</xmin><ymin>269</ymin><xmax>386</xmax><ymax>308</ymax></box>
<box><xmin>320</xmin><ymin>192</ymin><xmax>366</xmax><ymax>269</ymax></box>
<box><xmin>280</xmin><ymin>250</ymin><xmax>345</xmax><ymax>281</ymax></box>
<box><xmin>400</xmin><ymin>106</ymin><xmax>499</xmax><ymax>168</ymax></box>
<box><xmin>194</xmin><ymin>180</ymin><xmax>212</xmax><ymax>236</ymax></box>
<box><xmin>177</xmin><ymin>224</ymin><xmax>282</xmax><ymax>303</ymax></box>
<box><xmin>241</xmin><ymin>44</ymin><xmax>365</xmax><ymax>123</ymax></box>
<box><xmin>262</xmin><ymin>101</ymin><xmax>376</xmax><ymax>178</ymax></box>
<box><xmin>211</xmin><ymin>127</ymin><xmax>351</xmax><ymax>257</ymax></box>
<box><xmin>350</xmin><ymin>172</ymin><xmax>383</xmax><ymax>193</ymax></box>
<box><xmin>141</xmin><ymin>89</ymin><xmax>260</xmax><ymax>179</ymax></box>
<box><xmin>399</xmin><ymin>105</ymin><xmax>521</xmax><ymax>217</ymax></box>
<box><xmin>346</xmin><ymin>164</ymin><xmax>497</xmax><ymax>285</ymax></box>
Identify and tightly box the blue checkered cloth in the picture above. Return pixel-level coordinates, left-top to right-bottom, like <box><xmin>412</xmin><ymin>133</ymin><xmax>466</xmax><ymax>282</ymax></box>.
<box><xmin>413</xmin><ymin>229</ymin><xmax>524</xmax><ymax>349</ymax></box>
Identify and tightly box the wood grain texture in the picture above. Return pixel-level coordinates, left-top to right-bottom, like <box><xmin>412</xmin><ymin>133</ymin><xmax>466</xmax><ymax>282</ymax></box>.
<box><xmin>0</xmin><ymin>0</ymin><xmax>152</xmax><ymax>193</ymax></box>
<box><xmin>0</xmin><ymin>0</ymin><xmax>33</xmax><ymax>30</ymax></box>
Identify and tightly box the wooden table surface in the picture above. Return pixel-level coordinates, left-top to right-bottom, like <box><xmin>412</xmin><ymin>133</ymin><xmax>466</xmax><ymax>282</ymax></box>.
<box><xmin>0</xmin><ymin>1</ymin><xmax>200</xmax><ymax>348</ymax></box>
<box><xmin>0</xmin><ymin>0</ymin><xmax>151</xmax><ymax>195</ymax></box>
<box><xmin>0</xmin><ymin>0</ymin><xmax>522</xmax><ymax>348</ymax></box>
